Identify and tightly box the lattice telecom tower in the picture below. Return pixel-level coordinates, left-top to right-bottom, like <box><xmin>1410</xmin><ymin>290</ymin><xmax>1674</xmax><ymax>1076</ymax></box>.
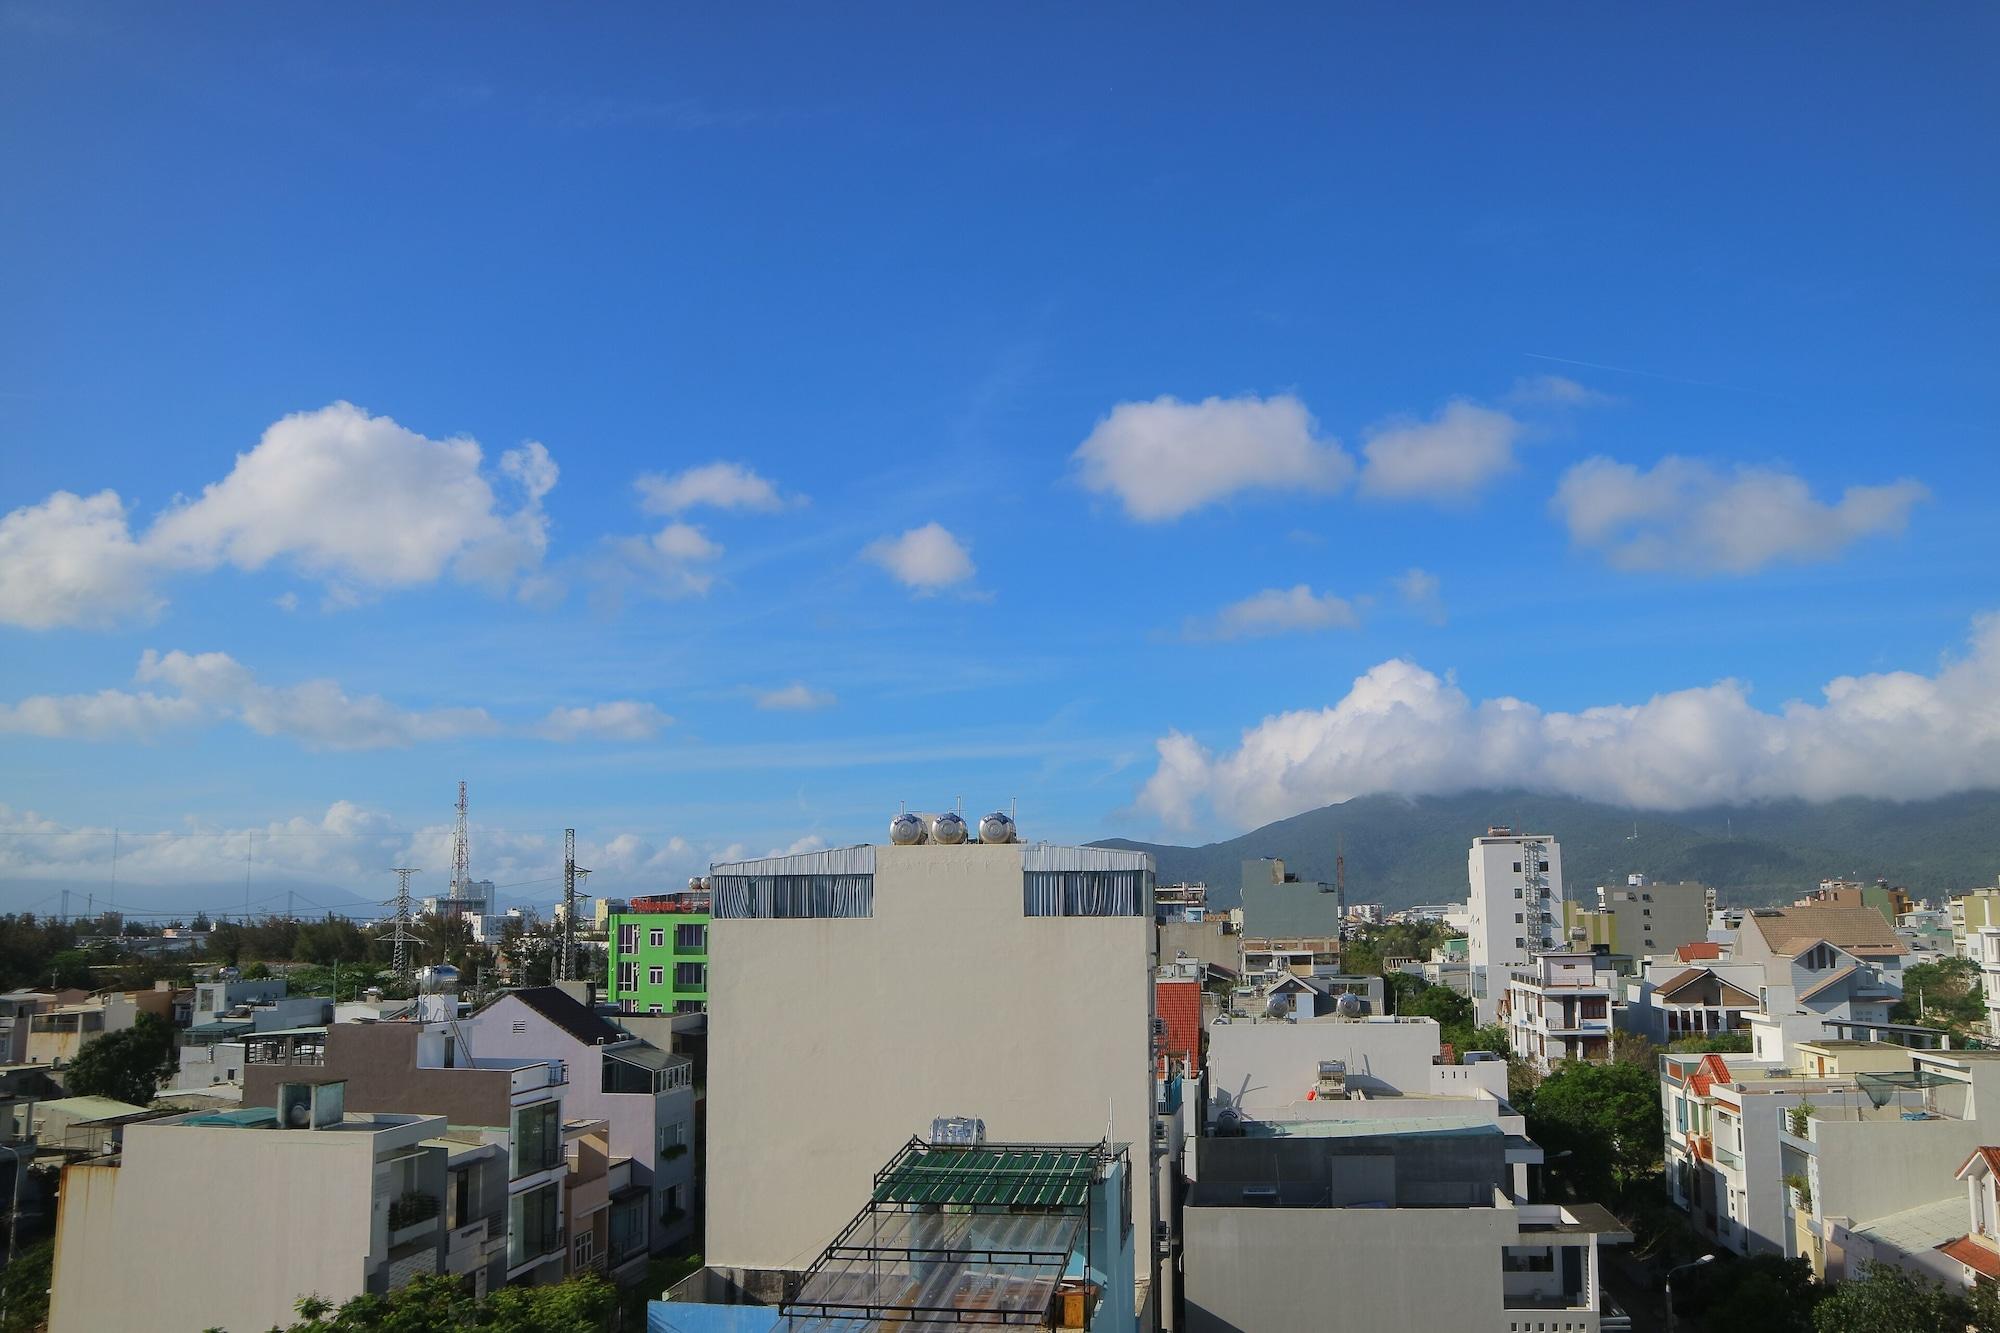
<box><xmin>450</xmin><ymin>781</ymin><xmax>471</xmax><ymax>897</ymax></box>
<box><xmin>386</xmin><ymin>867</ymin><xmax>421</xmax><ymax>981</ymax></box>
<box><xmin>558</xmin><ymin>828</ymin><xmax>591</xmax><ymax>982</ymax></box>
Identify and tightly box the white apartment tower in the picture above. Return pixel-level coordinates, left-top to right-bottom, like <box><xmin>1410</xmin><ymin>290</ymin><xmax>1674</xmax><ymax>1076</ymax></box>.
<box><xmin>1466</xmin><ymin>827</ymin><xmax>1565</xmax><ymax>1022</ymax></box>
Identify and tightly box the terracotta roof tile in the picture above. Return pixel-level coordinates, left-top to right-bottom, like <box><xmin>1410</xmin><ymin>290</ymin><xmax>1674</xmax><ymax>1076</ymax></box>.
<box><xmin>1957</xmin><ymin>1147</ymin><xmax>2000</xmax><ymax>1181</ymax></box>
<box><xmin>1676</xmin><ymin>942</ymin><xmax>1723</xmax><ymax>962</ymax></box>
<box><xmin>1940</xmin><ymin>1235</ymin><xmax>2000</xmax><ymax>1281</ymax></box>
<box><xmin>1155</xmin><ymin>980</ymin><xmax>1202</xmax><ymax>1077</ymax></box>
<box><xmin>1749</xmin><ymin>905</ymin><xmax>1908</xmax><ymax>957</ymax></box>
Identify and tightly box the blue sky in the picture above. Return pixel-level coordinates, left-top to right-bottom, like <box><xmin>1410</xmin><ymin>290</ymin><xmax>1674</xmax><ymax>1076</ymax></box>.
<box><xmin>2</xmin><ymin>5</ymin><xmax>1996</xmax><ymax>911</ymax></box>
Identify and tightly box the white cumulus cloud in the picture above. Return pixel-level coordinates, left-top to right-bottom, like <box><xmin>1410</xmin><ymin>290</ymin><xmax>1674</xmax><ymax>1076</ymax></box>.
<box><xmin>1358</xmin><ymin>401</ymin><xmax>1524</xmax><ymax>501</ymax></box>
<box><xmin>0</xmin><ymin>490</ymin><xmax>162</xmax><ymax>629</ymax></box>
<box><xmin>636</xmin><ymin>461</ymin><xmax>793</xmax><ymax>514</ymax></box>
<box><xmin>1137</xmin><ymin>613</ymin><xmax>2000</xmax><ymax>830</ymax></box>
<box><xmin>1394</xmin><ymin>567</ymin><xmax>1445</xmax><ymax>623</ymax></box>
<box><xmin>1185</xmin><ymin>586</ymin><xmax>1360</xmax><ymax>641</ymax></box>
<box><xmin>755</xmin><ymin>682</ymin><xmax>837</xmax><ymax>711</ymax></box>
<box><xmin>0</xmin><ymin>403</ymin><xmax>560</xmax><ymax>629</ymax></box>
<box><xmin>535</xmin><ymin>701</ymin><xmax>672</xmax><ymax>742</ymax></box>
<box><xmin>864</xmin><ymin>522</ymin><xmax>975</xmax><ymax>592</ymax></box>
<box><xmin>1072</xmin><ymin>393</ymin><xmax>1354</xmax><ymax>521</ymax></box>
<box><xmin>1552</xmin><ymin>456</ymin><xmax>1927</xmax><ymax>574</ymax></box>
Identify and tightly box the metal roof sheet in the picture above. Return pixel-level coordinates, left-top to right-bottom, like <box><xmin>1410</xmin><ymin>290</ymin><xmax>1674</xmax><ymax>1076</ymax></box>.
<box><xmin>873</xmin><ymin>1145</ymin><xmax>1098</xmax><ymax>1210</ymax></box>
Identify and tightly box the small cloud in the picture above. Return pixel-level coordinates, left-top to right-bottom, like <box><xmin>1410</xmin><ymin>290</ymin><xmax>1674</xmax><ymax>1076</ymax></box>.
<box><xmin>636</xmin><ymin>462</ymin><xmax>795</xmax><ymax>515</ymax></box>
<box><xmin>534</xmin><ymin>701</ymin><xmax>672</xmax><ymax>742</ymax></box>
<box><xmin>1505</xmin><ymin>374</ymin><xmax>1617</xmax><ymax>408</ymax></box>
<box><xmin>1184</xmin><ymin>585</ymin><xmax>1360</xmax><ymax>641</ymax></box>
<box><xmin>1552</xmin><ymin>456</ymin><xmax>1928</xmax><ymax>575</ymax></box>
<box><xmin>756</xmin><ymin>683</ymin><xmax>836</xmax><ymax>712</ymax></box>
<box><xmin>274</xmin><ymin>592</ymin><xmax>299</xmax><ymax>613</ymax></box>
<box><xmin>863</xmin><ymin>522</ymin><xmax>975</xmax><ymax>593</ymax></box>
<box><xmin>1358</xmin><ymin>401</ymin><xmax>1524</xmax><ymax>503</ymax></box>
<box><xmin>1394</xmin><ymin>568</ymin><xmax>1445</xmax><ymax>625</ymax></box>
<box><xmin>1072</xmin><ymin>393</ymin><xmax>1353</xmax><ymax>522</ymax></box>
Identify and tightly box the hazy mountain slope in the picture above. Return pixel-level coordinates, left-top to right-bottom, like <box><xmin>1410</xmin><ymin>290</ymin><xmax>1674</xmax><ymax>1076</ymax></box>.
<box><xmin>1095</xmin><ymin>790</ymin><xmax>2000</xmax><ymax>910</ymax></box>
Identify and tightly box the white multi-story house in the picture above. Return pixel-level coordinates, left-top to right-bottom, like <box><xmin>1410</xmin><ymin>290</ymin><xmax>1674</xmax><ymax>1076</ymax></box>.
<box><xmin>1466</xmin><ymin>827</ymin><xmax>1564</xmax><ymax>1022</ymax></box>
<box><xmin>1972</xmin><ymin>928</ymin><xmax>2000</xmax><ymax>1037</ymax></box>
<box><xmin>1504</xmin><ymin>950</ymin><xmax>1613</xmax><ymax>1072</ymax></box>
<box><xmin>1621</xmin><ymin>961</ymin><xmax>1760</xmax><ymax>1045</ymax></box>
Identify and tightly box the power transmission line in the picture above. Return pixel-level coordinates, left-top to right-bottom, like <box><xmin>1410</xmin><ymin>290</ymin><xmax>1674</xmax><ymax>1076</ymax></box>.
<box><xmin>384</xmin><ymin>868</ymin><xmax>421</xmax><ymax>982</ymax></box>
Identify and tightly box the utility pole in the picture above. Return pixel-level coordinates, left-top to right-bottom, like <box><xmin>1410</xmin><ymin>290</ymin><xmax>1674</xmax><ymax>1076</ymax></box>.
<box><xmin>387</xmin><ymin>868</ymin><xmax>421</xmax><ymax>983</ymax></box>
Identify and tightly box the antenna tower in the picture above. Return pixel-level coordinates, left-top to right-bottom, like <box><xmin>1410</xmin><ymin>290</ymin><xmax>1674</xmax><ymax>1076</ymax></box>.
<box><xmin>451</xmin><ymin>781</ymin><xmax>471</xmax><ymax>897</ymax></box>
<box><xmin>559</xmin><ymin>829</ymin><xmax>591</xmax><ymax>981</ymax></box>
<box><xmin>386</xmin><ymin>868</ymin><xmax>421</xmax><ymax>981</ymax></box>
<box><xmin>1335</xmin><ymin>835</ymin><xmax>1345</xmax><ymax>919</ymax></box>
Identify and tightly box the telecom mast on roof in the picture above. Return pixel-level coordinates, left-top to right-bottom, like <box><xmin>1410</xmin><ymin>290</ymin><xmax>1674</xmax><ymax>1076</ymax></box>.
<box><xmin>451</xmin><ymin>781</ymin><xmax>471</xmax><ymax>897</ymax></box>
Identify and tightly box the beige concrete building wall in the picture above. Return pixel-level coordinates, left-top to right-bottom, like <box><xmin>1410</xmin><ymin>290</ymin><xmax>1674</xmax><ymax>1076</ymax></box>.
<box><xmin>50</xmin><ymin>1117</ymin><xmax>435</xmax><ymax>1333</ymax></box>
<box><xmin>705</xmin><ymin>842</ymin><xmax>1155</xmax><ymax>1272</ymax></box>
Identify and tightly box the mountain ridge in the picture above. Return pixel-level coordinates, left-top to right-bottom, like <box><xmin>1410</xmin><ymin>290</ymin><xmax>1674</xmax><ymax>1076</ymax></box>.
<box><xmin>1093</xmin><ymin>789</ymin><xmax>2000</xmax><ymax>910</ymax></box>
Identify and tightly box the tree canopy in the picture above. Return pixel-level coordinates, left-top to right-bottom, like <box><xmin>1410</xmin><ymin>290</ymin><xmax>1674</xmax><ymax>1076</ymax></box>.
<box><xmin>1523</xmin><ymin>1058</ymin><xmax>1664</xmax><ymax>1193</ymax></box>
<box><xmin>64</xmin><ymin>1012</ymin><xmax>176</xmax><ymax>1106</ymax></box>
<box><xmin>272</xmin><ymin>1272</ymin><xmax>617</xmax><ymax>1333</ymax></box>
<box><xmin>1892</xmin><ymin>955</ymin><xmax>1984</xmax><ymax>1032</ymax></box>
<box><xmin>1811</xmin><ymin>1261</ymin><xmax>1996</xmax><ymax>1333</ymax></box>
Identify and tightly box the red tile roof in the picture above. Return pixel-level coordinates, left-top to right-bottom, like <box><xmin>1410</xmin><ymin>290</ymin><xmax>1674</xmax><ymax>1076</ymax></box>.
<box><xmin>1155</xmin><ymin>980</ymin><xmax>1202</xmax><ymax>1077</ymax></box>
<box><xmin>1957</xmin><ymin>1147</ymin><xmax>2000</xmax><ymax>1181</ymax></box>
<box><xmin>1940</xmin><ymin>1235</ymin><xmax>2000</xmax><ymax>1281</ymax></box>
<box><xmin>1688</xmin><ymin>1053</ymin><xmax>1733</xmax><ymax>1099</ymax></box>
<box><xmin>1677</xmin><ymin>942</ymin><xmax>1723</xmax><ymax>962</ymax></box>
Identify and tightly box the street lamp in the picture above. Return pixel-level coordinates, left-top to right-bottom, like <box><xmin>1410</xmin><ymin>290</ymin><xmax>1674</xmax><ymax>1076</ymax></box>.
<box><xmin>1664</xmin><ymin>1253</ymin><xmax>1715</xmax><ymax>1333</ymax></box>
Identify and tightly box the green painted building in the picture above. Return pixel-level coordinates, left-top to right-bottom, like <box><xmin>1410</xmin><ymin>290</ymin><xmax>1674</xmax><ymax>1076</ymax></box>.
<box><xmin>610</xmin><ymin>908</ymin><xmax>709</xmax><ymax>1015</ymax></box>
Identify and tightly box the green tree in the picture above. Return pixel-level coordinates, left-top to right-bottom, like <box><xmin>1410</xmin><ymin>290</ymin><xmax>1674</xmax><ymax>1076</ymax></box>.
<box><xmin>1612</xmin><ymin>1030</ymin><xmax>1660</xmax><ymax>1068</ymax></box>
<box><xmin>1666</xmin><ymin>1031</ymin><xmax>1752</xmax><ymax>1054</ymax></box>
<box><xmin>1688</xmin><ymin>1254</ymin><xmax>1820</xmax><ymax>1333</ymax></box>
<box><xmin>1811</xmin><ymin>1262</ymin><xmax>1975</xmax><ymax>1333</ymax></box>
<box><xmin>63</xmin><ymin>1012</ymin><xmax>176</xmax><ymax>1106</ymax></box>
<box><xmin>46</xmin><ymin>949</ymin><xmax>96</xmax><ymax>989</ymax></box>
<box><xmin>275</xmin><ymin>1271</ymin><xmax>616</xmax><ymax>1332</ymax></box>
<box><xmin>0</xmin><ymin>1239</ymin><xmax>52</xmax><ymax>1333</ymax></box>
<box><xmin>1526</xmin><ymin>1059</ymin><xmax>1664</xmax><ymax>1192</ymax></box>
<box><xmin>1893</xmin><ymin>956</ymin><xmax>1984</xmax><ymax>1031</ymax></box>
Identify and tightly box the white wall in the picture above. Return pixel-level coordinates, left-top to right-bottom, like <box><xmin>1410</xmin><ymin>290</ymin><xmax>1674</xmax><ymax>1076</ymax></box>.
<box><xmin>705</xmin><ymin>843</ymin><xmax>1155</xmax><ymax>1272</ymax></box>
<box><xmin>1207</xmin><ymin>1018</ymin><xmax>1442</xmax><ymax>1120</ymax></box>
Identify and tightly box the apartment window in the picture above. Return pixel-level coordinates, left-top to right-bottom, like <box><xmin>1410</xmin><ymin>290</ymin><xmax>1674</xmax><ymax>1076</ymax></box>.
<box><xmin>1643</xmin><ymin>908</ymin><xmax>1652</xmax><ymax>917</ymax></box>
<box><xmin>573</xmin><ymin>1228</ymin><xmax>597</xmax><ymax>1271</ymax></box>
<box><xmin>675</xmin><ymin>923</ymin><xmax>706</xmax><ymax>951</ymax></box>
<box><xmin>649</xmin><ymin>928</ymin><xmax>666</xmax><ymax>949</ymax></box>
<box><xmin>1513</xmin><ymin>862</ymin><xmax>1522</xmax><ymax>873</ymax></box>
<box><xmin>658</xmin><ymin>1121</ymin><xmax>687</xmax><ymax>1156</ymax></box>
<box><xmin>1537</xmin><ymin>861</ymin><xmax>1549</xmax><ymax>872</ymax></box>
<box><xmin>648</xmin><ymin>1004</ymin><xmax>663</xmax><ymax>1014</ymax></box>
<box><xmin>448</xmin><ymin>1166</ymin><xmax>480</xmax><ymax>1230</ymax></box>
<box><xmin>507</xmin><ymin>1182</ymin><xmax>561</xmax><ymax>1267</ymax></box>
<box><xmin>674</xmin><ymin>962</ymin><xmax>706</xmax><ymax>989</ymax></box>
<box><xmin>1023</xmin><ymin>870</ymin><xmax>1147</xmax><ymax>917</ymax></box>
<box><xmin>617</xmin><ymin>963</ymin><xmax>637</xmax><ymax>993</ymax></box>
<box><xmin>648</xmin><ymin>967</ymin><xmax>665</xmax><ymax>986</ymax></box>
<box><xmin>617</xmin><ymin>923</ymin><xmax>638</xmax><ymax>954</ymax></box>
<box><xmin>663</xmin><ymin>1182</ymin><xmax>685</xmax><ymax>1223</ymax></box>
<box><xmin>713</xmin><ymin>871</ymin><xmax>873</xmax><ymax>919</ymax></box>
<box><xmin>511</xmin><ymin>1101</ymin><xmax>563</xmax><ymax>1178</ymax></box>
<box><xmin>1515</xmin><ymin>914</ymin><xmax>1523</xmax><ymax>924</ymax></box>
<box><xmin>674</xmin><ymin>999</ymin><xmax>703</xmax><ymax>1015</ymax></box>
<box><xmin>1515</xmin><ymin>937</ymin><xmax>1526</xmax><ymax>950</ymax></box>
<box><xmin>1642</xmin><ymin>893</ymin><xmax>1653</xmax><ymax>901</ymax></box>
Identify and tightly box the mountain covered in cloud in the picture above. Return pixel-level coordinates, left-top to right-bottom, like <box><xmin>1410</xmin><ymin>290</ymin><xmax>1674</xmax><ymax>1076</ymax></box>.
<box><xmin>1097</xmin><ymin>788</ymin><xmax>2000</xmax><ymax>910</ymax></box>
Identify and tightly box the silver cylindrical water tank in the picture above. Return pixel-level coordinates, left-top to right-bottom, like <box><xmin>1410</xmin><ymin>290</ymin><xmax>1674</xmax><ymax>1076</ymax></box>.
<box><xmin>977</xmin><ymin>811</ymin><xmax>1017</xmax><ymax>844</ymax></box>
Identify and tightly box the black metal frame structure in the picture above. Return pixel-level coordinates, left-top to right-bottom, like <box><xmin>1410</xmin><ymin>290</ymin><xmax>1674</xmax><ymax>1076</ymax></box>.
<box><xmin>781</xmin><ymin>1138</ymin><xmax>1119</xmax><ymax>1328</ymax></box>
